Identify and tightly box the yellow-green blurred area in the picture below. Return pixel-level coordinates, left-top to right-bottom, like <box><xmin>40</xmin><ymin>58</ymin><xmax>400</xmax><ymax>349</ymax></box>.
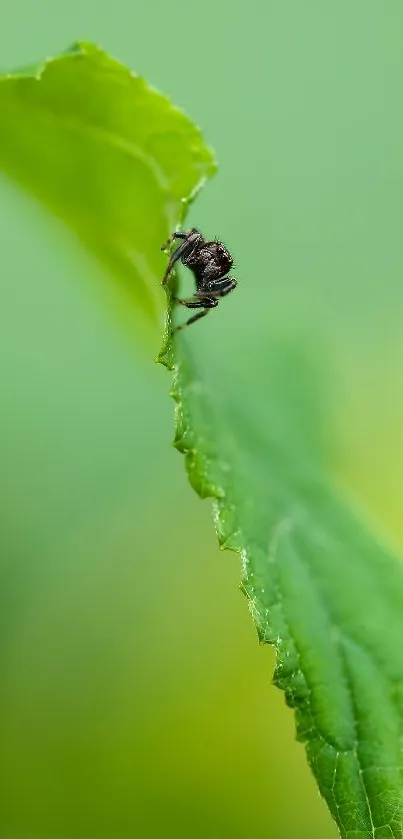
<box><xmin>2</xmin><ymin>1</ymin><xmax>403</xmax><ymax>837</ymax></box>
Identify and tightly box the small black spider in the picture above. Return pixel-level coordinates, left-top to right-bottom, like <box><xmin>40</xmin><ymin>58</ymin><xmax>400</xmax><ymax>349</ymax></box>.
<box><xmin>161</xmin><ymin>227</ymin><xmax>237</xmax><ymax>332</ymax></box>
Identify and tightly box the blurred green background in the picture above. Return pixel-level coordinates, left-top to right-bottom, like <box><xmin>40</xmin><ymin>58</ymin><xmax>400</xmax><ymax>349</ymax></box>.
<box><xmin>2</xmin><ymin>2</ymin><xmax>403</xmax><ymax>837</ymax></box>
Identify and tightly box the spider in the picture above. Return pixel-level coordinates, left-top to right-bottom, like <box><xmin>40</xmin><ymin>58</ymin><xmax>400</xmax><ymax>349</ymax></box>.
<box><xmin>161</xmin><ymin>227</ymin><xmax>237</xmax><ymax>332</ymax></box>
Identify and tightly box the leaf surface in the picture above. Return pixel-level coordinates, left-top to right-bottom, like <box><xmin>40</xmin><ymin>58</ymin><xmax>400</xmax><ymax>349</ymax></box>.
<box><xmin>0</xmin><ymin>42</ymin><xmax>216</xmax><ymax>324</ymax></box>
<box><xmin>161</xmin><ymin>338</ymin><xmax>403</xmax><ymax>839</ymax></box>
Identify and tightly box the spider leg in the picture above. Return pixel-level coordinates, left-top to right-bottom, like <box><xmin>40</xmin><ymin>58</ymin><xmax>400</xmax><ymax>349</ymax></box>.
<box><xmin>161</xmin><ymin>230</ymin><xmax>201</xmax><ymax>285</ymax></box>
<box><xmin>174</xmin><ymin>309</ymin><xmax>210</xmax><ymax>332</ymax></box>
<box><xmin>160</xmin><ymin>231</ymin><xmax>188</xmax><ymax>252</ymax></box>
<box><xmin>176</xmin><ymin>294</ymin><xmax>218</xmax><ymax>309</ymax></box>
<box><xmin>161</xmin><ymin>239</ymin><xmax>193</xmax><ymax>285</ymax></box>
<box><xmin>208</xmin><ymin>277</ymin><xmax>237</xmax><ymax>297</ymax></box>
<box><xmin>173</xmin><ymin>294</ymin><xmax>218</xmax><ymax>333</ymax></box>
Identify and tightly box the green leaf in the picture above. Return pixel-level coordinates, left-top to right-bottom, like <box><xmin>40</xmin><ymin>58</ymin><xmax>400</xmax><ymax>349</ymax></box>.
<box><xmin>2</xmin><ymin>41</ymin><xmax>403</xmax><ymax>839</ymax></box>
<box><xmin>0</xmin><ymin>42</ymin><xmax>216</xmax><ymax>327</ymax></box>
<box><xmin>160</xmin><ymin>335</ymin><xmax>403</xmax><ymax>838</ymax></box>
